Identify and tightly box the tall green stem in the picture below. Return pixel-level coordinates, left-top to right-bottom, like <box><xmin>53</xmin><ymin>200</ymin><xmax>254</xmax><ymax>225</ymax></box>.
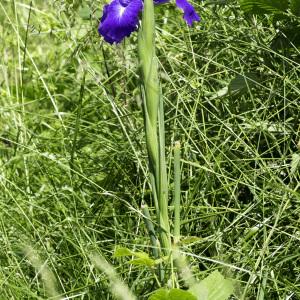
<box><xmin>138</xmin><ymin>0</ymin><xmax>171</xmax><ymax>257</ymax></box>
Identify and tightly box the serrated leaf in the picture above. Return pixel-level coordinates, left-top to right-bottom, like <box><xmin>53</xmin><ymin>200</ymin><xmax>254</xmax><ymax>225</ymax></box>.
<box><xmin>128</xmin><ymin>256</ymin><xmax>155</xmax><ymax>267</ymax></box>
<box><xmin>189</xmin><ymin>271</ymin><xmax>234</xmax><ymax>300</ymax></box>
<box><xmin>129</xmin><ymin>251</ymin><xmax>155</xmax><ymax>267</ymax></box>
<box><xmin>113</xmin><ymin>247</ymin><xmax>134</xmax><ymax>258</ymax></box>
<box><xmin>239</xmin><ymin>0</ymin><xmax>288</xmax><ymax>15</ymax></box>
<box><xmin>290</xmin><ymin>0</ymin><xmax>300</xmax><ymax>16</ymax></box>
<box><xmin>133</xmin><ymin>251</ymin><xmax>151</xmax><ymax>259</ymax></box>
<box><xmin>149</xmin><ymin>288</ymin><xmax>197</xmax><ymax>300</ymax></box>
<box><xmin>114</xmin><ymin>247</ymin><xmax>157</xmax><ymax>267</ymax></box>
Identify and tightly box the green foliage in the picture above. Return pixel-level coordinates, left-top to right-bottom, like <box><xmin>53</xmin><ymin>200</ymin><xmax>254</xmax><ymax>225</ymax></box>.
<box><xmin>114</xmin><ymin>247</ymin><xmax>160</xmax><ymax>267</ymax></box>
<box><xmin>0</xmin><ymin>0</ymin><xmax>299</xmax><ymax>299</ymax></box>
<box><xmin>238</xmin><ymin>0</ymin><xmax>300</xmax><ymax>18</ymax></box>
<box><xmin>290</xmin><ymin>0</ymin><xmax>300</xmax><ymax>16</ymax></box>
<box><xmin>228</xmin><ymin>72</ymin><xmax>259</xmax><ymax>95</ymax></box>
<box><xmin>114</xmin><ymin>247</ymin><xmax>135</xmax><ymax>258</ymax></box>
<box><xmin>239</xmin><ymin>0</ymin><xmax>300</xmax><ymax>49</ymax></box>
<box><xmin>239</xmin><ymin>0</ymin><xmax>288</xmax><ymax>14</ymax></box>
<box><xmin>189</xmin><ymin>271</ymin><xmax>234</xmax><ymax>300</ymax></box>
<box><xmin>149</xmin><ymin>271</ymin><xmax>233</xmax><ymax>300</ymax></box>
<box><xmin>149</xmin><ymin>288</ymin><xmax>197</xmax><ymax>300</ymax></box>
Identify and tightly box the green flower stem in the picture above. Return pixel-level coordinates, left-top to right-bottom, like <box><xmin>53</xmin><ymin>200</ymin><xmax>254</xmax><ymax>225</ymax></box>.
<box><xmin>158</xmin><ymin>92</ymin><xmax>171</xmax><ymax>252</ymax></box>
<box><xmin>138</xmin><ymin>0</ymin><xmax>171</xmax><ymax>258</ymax></box>
<box><xmin>141</xmin><ymin>202</ymin><xmax>160</xmax><ymax>259</ymax></box>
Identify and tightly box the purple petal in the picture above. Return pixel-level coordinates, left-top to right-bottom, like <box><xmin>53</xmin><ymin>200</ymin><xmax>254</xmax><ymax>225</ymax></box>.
<box><xmin>175</xmin><ymin>0</ymin><xmax>200</xmax><ymax>26</ymax></box>
<box><xmin>98</xmin><ymin>0</ymin><xmax>143</xmax><ymax>44</ymax></box>
<box><xmin>153</xmin><ymin>0</ymin><xmax>170</xmax><ymax>4</ymax></box>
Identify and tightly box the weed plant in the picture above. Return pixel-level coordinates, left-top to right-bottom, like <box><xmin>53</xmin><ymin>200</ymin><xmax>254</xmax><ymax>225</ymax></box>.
<box><xmin>0</xmin><ymin>0</ymin><xmax>299</xmax><ymax>299</ymax></box>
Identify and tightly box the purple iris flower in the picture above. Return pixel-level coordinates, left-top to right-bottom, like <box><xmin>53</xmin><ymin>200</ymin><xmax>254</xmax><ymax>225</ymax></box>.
<box><xmin>99</xmin><ymin>0</ymin><xmax>144</xmax><ymax>44</ymax></box>
<box><xmin>98</xmin><ymin>0</ymin><xmax>200</xmax><ymax>44</ymax></box>
<box><xmin>175</xmin><ymin>0</ymin><xmax>200</xmax><ymax>26</ymax></box>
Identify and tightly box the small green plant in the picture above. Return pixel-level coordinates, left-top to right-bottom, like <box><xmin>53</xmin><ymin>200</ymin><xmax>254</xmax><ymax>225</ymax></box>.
<box><xmin>92</xmin><ymin>252</ymin><xmax>233</xmax><ymax>300</ymax></box>
<box><xmin>96</xmin><ymin>0</ymin><xmax>234</xmax><ymax>297</ymax></box>
<box><xmin>1</xmin><ymin>0</ymin><xmax>299</xmax><ymax>298</ymax></box>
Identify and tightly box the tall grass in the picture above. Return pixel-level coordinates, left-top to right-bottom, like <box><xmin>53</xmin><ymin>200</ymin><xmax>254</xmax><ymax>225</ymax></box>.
<box><xmin>0</xmin><ymin>0</ymin><xmax>299</xmax><ymax>299</ymax></box>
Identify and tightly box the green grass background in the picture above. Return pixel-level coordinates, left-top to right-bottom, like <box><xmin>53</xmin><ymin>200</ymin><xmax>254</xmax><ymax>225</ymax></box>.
<box><xmin>0</xmin><ymin>0</ymin><xmax>299</xmax><ymax>299</ymax></box>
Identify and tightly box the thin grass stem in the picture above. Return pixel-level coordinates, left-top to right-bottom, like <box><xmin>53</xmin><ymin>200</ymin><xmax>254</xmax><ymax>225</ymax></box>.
<box><xmin>173</xmin><ymin>141</ymin><xmax>181</xmax><ymax>244</ymax></box>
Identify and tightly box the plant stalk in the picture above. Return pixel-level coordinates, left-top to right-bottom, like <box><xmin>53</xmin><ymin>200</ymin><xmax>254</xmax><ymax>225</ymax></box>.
<box><xmin>138</xmin><ymin>0</ymin><xmax>171</xmax><ymax>258</ymax></box>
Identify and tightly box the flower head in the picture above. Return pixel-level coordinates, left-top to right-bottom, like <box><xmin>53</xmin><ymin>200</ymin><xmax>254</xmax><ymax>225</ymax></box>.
<box><xmin>175</xmin><ymin>0</ymin><xmax>200</xmax><ymax>26</ymax></box>
<box><xmin>98</xmin><ymin>0</ymin><xmax>200</xmax><ymax>44</ymax></box>
<box><xmin>99</xmin><ymin>0</ymin><xmax>143</xmax><ymax>44</ymax></box>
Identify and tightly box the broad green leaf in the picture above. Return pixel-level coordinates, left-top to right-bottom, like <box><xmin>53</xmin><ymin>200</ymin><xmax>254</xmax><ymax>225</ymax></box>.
<box><xmin>271</xmin><ymin>26</ymin><xmax>300</xmax><ymax>49</ymax></box>
<box><xmin>290</xmin><ymin>0</ymin><xmax>300</xmax><ymax>16</ymax></box>
<box><xmin>149</xmin><ymin>288</ymin><xmax>197</xmax><ymax>300</ymax></box>
<box><xmin>239</xmin><ymin>0</ymin><xmax>288</xmax><ymax>15</ymax></box>
<box><xmin>189</xmin><ymin>271</ymin><xmax>234</xmax><ymax>300</ymax></box>
<box><xmin>180</xmin><ymin>236</ymin><xmax>202</xmax><ymax>246</ymax></box>
<box><xmin>133</xmin><ymin>251</ymin><xmax>151</xmax><ymax>259</ymax></box>
<box><xmin>128</xmin><ymin>256</ymin><xmax>155</xmax><ymax>267</ymax></box>
<box><xmin>114</xmin><ymin>247</ymin><xmax>150</xmax><ymax>259</ymax></box>
<box><xmin>114</xmin><ymin>247</ymin><xmax>156</xmax><ymax>267</ymax></box>
<box><xmin>129</xmin><ymin>251</ymin><xmax>156</xmax><ymax>267</ymax></box>
<box><xmin>207</xmin><ymin>73</ymin><xmax>259</xmax><ymax>100</ymax></box>
<box><xmin>228</xmin><ymin>73</ymin><xmax>259</xmax><ymax>95</ymax></box>
<box><xmin>169</xmin><ymin>289</ymin><xmax>197</xmax><ymax>300</ymax></box>
<box><xmin>149</xmin><ymin>289</ymin><xmax>168</xmax><ymax>300</ymax></box>
<box><xmin>113</xmin><ymin>247</ymin><xmax>133</xmax><ymax>258</ymax></box>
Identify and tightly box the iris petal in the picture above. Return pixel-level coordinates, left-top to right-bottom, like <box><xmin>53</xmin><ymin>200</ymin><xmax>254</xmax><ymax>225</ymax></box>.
<box><xmin>98</xmin><ymin>0</ymin><xmax>143</xmax><ymax>44</ymax></box>
<box><xmin>175</xmin><ymin>0</ymin><xmax>200</xmax><ymax>26</ymax></box>
<box><xmin>153</xmin><ymin>0</ymin><xmax>170</xmax><ymax>4</ymax></box>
